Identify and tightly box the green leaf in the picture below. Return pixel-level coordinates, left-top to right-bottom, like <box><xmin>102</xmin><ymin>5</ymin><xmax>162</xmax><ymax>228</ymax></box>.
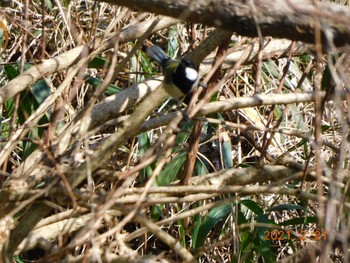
<box><xmin>137</xmin><ymin>132</ymin><xmax>153</xmax><ymax>181</ymax></box>
<box><xmin>269</xmin><ymin>204</ymin><xmax>306</xmax><ymax>212</ymax></box>
<box><xmin>195</xmin><ymin>155</ymin><xmax>209</xmax><ymax>176</ymax></box>
<box><xmin>174</xmin><ymin>120</ymin><xmax>194</xmax><ymax>151</ymax></box>
<box><xmin>321</xmin><ymin>64</ymin><xmax>332</xmax><ymax>91</ymax></box>
<box><xmin>274</xmin><ymin>104</ymin><xmax>283</xmax><ymax>119</ymax></box>
<box><xmin>193</xmin><ymin>203</ymin><xmax>232</xmax><ymax>249</ymax></box>
<box><xmin>201</xmin><ymin>121</ymin><xmax>215</xmax><ymax>141</ymax></box>
<box><xmin>221</xmin><ymin>134</ymin><xmax>233</xmax><ymax>168</ymax></box>
<box><xmin>191</xmin><ymin>212</ymin><xmax>201</xmax><ymax>248</ymax></box>
<box><xmin>62</xmin><ymin>0</ymin><xmax>70</xmax><ymax>9</ymax></box>
<box><xmin>256</xmin><ymin>214</ymin><xmax>276</xmax><ymax>263</ymax></box>
<box><xmin>0</xmin><ymin>30</ymin><xmax>3</xmax><ymax>48</ymax></box>
<box><xmin>240</xmin><ymin>199</ymin><xmax>264</xmax><ymax>216</ymax></box>
<box><xmin>3</xmin><ymin>97</ymin><xmax>14</xmax><ymax>117</ymax></box>
<box><xmin>31</xmin><ymin>79</ymin><xmax>52</xmax><ymax>104</ymax></box>
<box><xmin>33</xmin><ymin>29</ymin><xmax>42</xmax><ymax>37</ymax></box>
<box><xmin>12</xmin><ymin>255</ymin><xmax>24</xmax><ymax>263</ymax></box>
<box><xmin>137</xmin><ymin>132</ymin><xmax>150</xmax><ymax>157</ymax></box>
<box><xmin>178</xmin><ymin>218</ymin><xmax>187</xmax><ymax>246</ymax></box>
<box><xmin>151</xmin><ymin>204</ymin><xmax>164</xmax><ymax>221</ymax></box>
<box><xmin>157</xmin><ymin>151</ymin><xmax>187</xmax><ymax>185</ymax></box>
<box><xmin>23</xmin><ymin>62</ymin><xmax>34</xmax><ymax>71</ymax></box>
<box><xmin>263</xmin><ymin>60</ymin><xmax>279</xmax><ymax>79</ymax></box>
<box><xmin>45</xmin><ymin>0</ymin><xmax>54</xmax><ymax>10</ymax></box>
<box><xmin>85</xmin><ymin>76</ymin><xmax>122</xmax><ymax>95</ymax></box>
<box><xmin>4</xmin><ymin>64</ymin><xmax>19</xmax><ymax>80</ymax></box>
<box><xmin>240</xmin><ymin>230</ymin><xmax>255</xmax><ymax>262</ymax></box>
<box><xmin>167</xmin><ymin>26</ymin><xmax>179</xmax><ymax>57</ymax></box>
<box><xmin>88</xmin><ymin>57</ymin><xmax>108</xmax><ymax>69</ymax></box>
<box><xmin>237</xmin><ymin>210</ymin><xmax>249</xmax><ymax>226</ymax></box>
<box><xmin>16</xmin><ymin>83</ymin><xmax>50</xmax><ymax>159</ymax></box>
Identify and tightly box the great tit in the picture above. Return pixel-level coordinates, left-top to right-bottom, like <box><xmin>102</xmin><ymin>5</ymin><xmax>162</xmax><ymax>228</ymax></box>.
<box><xmin>147</xmin><ymin>45</ymin><xmax>199</xmax><ymax>99</ymax></box>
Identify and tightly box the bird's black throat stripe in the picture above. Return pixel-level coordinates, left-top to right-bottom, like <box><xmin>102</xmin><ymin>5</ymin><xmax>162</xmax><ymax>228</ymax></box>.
<box><xmin>172</xmin><ymin>59</ymin><xmax>197</xmax><ymax>95</ymax></box>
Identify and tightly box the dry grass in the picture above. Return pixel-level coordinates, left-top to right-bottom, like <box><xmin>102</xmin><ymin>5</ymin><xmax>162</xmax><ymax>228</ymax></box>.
<box><xmin>0</xmin><ymin>0</ymin><xmax>349</xmax><ymax>262</ymax></box>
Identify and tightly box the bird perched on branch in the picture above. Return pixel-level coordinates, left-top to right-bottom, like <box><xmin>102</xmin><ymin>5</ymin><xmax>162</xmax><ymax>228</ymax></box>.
<box><xmin>146</xmin><ymin>45</ymin><xmax>200</xmax><ymax>100</ymax></box>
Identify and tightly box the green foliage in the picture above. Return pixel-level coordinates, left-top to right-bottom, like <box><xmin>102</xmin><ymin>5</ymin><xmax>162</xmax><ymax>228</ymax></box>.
<box><xmin>256</xmin><ymin>214</ymin><xmax>276</xmax><ymax>263</ymax></box>
<box><xmin>44</xmin><ymin>0</ymin><xmax>54</xmax><ymax>10</ymax></box>
<box><xmin>175</xmin><ymin>121</ymin><xmax>194</xmax><ymax>150</ymax></box>
<box><xmin>89</xmin><ymin>57</ymin><xmax>109</xmax><ymax>69</ymax></box>
<box><xmin>137</xmin><ymin>132</ymin><xmax>154</xmax><ymax>182</ymax></box>
<box><xmin>12</xmin><ymin>256</ymin><xmax>24</xmax><ymax>263</ymax></box>
<box><xmin>167</xmin><ymin>26</ymin><xmax>180</xmax><ymax>57</ymax></box>
<box><xmin>269</xmin><ymin>204</ymin><xmax>306</xmax><ymax>212</ymax></box>
<box><xmin>193</xmin><ymin>203</ymin><xmax>232</xmax><ymax>249</ymax></box>
<box><xmin>157</xmin><ymin>151</ymin><xmax>187</xmax><ymax>185</ymax></box>
<box><xmin>4</xmin><ymin>64</ymin><xmax>19</xmax><ymax>80</ymax></box>
<box><xmin>240</xmin><ymin>199</ymin><xmax>264</xmax><ymax>216</ymax></box>
<box><xmin>2</xmin><ymin>63</ymin><xmax>51</xmax><ymax>159</ymax></box>
<box><xmin>221</xmin><ymin>136</ymin><xmax>233</xmax><ymax>168</ymax></box>
<box><xmin>85</xmin><ymin>76</ymin><xmax>122</xmax><ymax>95</ymax></box>
<box><xmin>195</xmin><ymin>155</ymin><xmax>210</xmax><ymax>175</ymax></box>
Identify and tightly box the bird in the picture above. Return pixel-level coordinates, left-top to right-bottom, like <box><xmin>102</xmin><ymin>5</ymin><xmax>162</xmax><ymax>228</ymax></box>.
<box><xmin>146</xmin><ymin>45</ymin><xmax>200</xmax><ymax>100</ymax></box>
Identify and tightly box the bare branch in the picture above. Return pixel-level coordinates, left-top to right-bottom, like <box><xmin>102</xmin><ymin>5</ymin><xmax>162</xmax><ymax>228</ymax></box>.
<box><xmin>102</xmin><ymin>0</ymin><xmax>350</xmax><ymax>47</ymax></box>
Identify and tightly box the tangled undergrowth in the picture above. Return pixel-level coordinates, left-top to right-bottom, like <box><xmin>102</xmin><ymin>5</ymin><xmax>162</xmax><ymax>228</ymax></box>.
<box><xmin>0</xmin><ymin>0</ymin><xmax>349</xmax><ymax>262</ymax></box>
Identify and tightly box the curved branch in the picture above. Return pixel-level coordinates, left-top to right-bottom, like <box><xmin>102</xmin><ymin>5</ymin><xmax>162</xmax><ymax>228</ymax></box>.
<box><xmin>105</xmin><ymin>0</ymin><xmax>350</xmax><ymax>47</ymax></box>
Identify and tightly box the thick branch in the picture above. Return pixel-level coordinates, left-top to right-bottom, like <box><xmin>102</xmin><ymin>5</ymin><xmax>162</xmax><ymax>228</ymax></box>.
<box><xmin>105</xmin><ymin>0</ymin><xmax>350</xmax><ymax>47</ymax></box>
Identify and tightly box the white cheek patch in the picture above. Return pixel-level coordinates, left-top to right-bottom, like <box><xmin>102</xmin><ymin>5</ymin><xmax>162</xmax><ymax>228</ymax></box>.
<box><xmin>185</xmin><ymin>67</ymin><xmax>198</xmax><ymax>81</ymax></box>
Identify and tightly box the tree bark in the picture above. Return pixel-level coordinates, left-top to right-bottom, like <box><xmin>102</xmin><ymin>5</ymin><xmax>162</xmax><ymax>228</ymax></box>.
<box><xmin>103</xmin><ymin>0</ymin><xmax>350</xmax><ymax>47</ymax></box>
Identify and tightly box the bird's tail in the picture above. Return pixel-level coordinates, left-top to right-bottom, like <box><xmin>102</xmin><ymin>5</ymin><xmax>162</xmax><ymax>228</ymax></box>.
<box><xmin>146</xmin><ymin>45</ymin><xmax>170</xmax><ymax>68</ymax></box>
